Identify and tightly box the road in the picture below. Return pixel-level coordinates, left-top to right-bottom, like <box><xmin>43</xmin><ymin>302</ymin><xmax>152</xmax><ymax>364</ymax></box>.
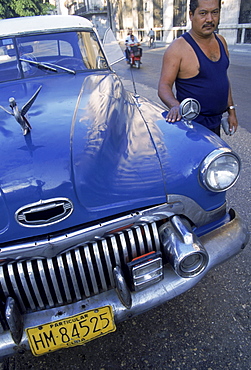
<box><xmin>1</xmin><ymin>44</ymin><xmax>251</xmax><ymax>370</ymax></box>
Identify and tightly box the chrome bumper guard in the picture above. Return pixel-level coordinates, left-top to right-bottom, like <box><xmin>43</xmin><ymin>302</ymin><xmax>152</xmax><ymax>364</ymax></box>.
<box><xmin>0</xmin><ymin>209</ymin><xmax>249</xmax><ymax>358</ymax></box>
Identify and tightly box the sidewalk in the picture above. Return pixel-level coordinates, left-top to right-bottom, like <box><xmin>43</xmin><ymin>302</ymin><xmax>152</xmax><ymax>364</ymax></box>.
<box><xmin>146</xmin><ymin>41</ymin><xmax>251</xmax><ymax>53</ymax></box>
<box><xmin>228</xmin><ymin>43</ymin><xmax>251</xmax><ymax>54</ymax></box>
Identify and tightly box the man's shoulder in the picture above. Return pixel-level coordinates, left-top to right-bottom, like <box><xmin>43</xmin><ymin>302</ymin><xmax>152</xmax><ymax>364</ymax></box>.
<box><xmin>165</xmin><ymin>35</ymin><xmax>190</xmax><ymax>56</ymax></box>
<box><xmin>215</xmin><ymin>33</ymin><xmax>229</xmax><ymax>54</ymax></box>
<box><xmin>216</xmin><ymin>33</ymin><xmax>227</xmax><ymax>45</ymax></box>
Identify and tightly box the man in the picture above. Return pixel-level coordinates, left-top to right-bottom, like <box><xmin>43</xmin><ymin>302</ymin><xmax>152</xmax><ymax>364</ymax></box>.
<box><xmin>125</xmin><ymin>30</ymin><xmax>138</xmax><ymax>43</ymax></box>
<box><xmin>125</xmin><ymin>30</ymin><xmax>141</xmax><ymax>62</ymax></box>
<box><xmin>158</xmin><ymin>0</ymin><xmax>238</xmax><ymax>136</ymax></box>
<box><xmin>148</xmin><ymin>28</ymin><xmax>155</xmax><ymax>45</ymax></box>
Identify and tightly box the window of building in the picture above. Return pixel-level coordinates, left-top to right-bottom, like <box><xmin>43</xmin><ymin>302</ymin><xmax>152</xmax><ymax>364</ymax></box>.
<box><xmin>137</xmin><ymin>0</ymin><xmax>144</xmax><ymax>29</ymax></box>
<box><xmin>153</xmin><ymin>0</ymin><xmax>163</xmax><ymax>28</ymax></box>
<box><xmin>173</xmin><ymin>0</ymin><xmax>187</xmax><ymax>27</ymax></box>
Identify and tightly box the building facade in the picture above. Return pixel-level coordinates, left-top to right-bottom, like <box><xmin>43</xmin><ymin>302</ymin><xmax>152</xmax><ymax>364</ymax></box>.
<box><xmin>61</xmin><ymin>0</ymin><xmax>251</xmax><ymax>44</ymax></box>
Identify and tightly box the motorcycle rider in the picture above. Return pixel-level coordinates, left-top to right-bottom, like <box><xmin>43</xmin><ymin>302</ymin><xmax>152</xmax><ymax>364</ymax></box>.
<box><xmin>125</xmin><ymin>31</ymin><xmax>141</xmax><ymax>63</ymax></box>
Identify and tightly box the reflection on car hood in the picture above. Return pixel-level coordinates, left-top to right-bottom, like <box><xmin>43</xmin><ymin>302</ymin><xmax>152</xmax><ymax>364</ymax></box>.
<box><xmin>0</xmin><ymin>72</ymin><xmax>166</xmax><ymax>242</ymax></box>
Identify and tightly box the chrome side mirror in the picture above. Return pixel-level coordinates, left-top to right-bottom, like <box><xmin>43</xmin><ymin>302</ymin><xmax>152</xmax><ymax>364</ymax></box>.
<box><xmin>179</xmin><ymin>98</ymin><xmax>201</xmax><ymax>128</ymax></box>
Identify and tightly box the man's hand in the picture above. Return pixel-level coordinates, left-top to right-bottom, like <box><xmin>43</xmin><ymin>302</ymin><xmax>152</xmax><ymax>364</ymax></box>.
<box><xmin>228</xmin><ymin>113</ymin><xmax>238</xmax><ymax>135</ymax></box>
<box><xmin>166</xmin><ymin>106</ymin><xmax>182</xmax><ymax>122</ymax></box>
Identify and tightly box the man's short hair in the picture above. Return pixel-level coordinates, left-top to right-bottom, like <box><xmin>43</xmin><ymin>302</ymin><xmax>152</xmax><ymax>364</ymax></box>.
<box><xmin>189</xmin><ymin>0</ymin><xmax>221</xmax><ymax>14</ymax></box>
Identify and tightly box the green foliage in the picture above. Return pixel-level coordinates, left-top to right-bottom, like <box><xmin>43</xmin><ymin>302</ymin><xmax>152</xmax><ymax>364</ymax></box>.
<box><xmin>0</xmin><ymin>0</ymin><xmax>55</xmax><ymax>19</ymax></box>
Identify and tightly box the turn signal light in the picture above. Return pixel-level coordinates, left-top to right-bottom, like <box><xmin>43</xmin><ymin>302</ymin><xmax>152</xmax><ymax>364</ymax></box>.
<box><xmin>127</xmin><ymin>251</ymin><xmax>163</xmax><ymax>291</ymax></box>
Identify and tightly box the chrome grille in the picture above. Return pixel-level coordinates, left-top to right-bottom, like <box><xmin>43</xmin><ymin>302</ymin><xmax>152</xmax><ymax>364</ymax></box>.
<box><xmin>0</xmin><ymin>222</ymin><xmax>160</xmax><ymax>313</ymax></box>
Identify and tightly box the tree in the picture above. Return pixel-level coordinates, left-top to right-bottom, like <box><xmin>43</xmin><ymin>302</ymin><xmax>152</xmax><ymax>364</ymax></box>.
<box><xmin>0</xmin><ymin>0</ymin><xmax>55</xmax><ymax>19</ymax></box>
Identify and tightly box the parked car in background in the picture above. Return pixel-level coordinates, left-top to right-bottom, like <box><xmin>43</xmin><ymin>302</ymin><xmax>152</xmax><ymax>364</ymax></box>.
<box><xmin>0</xmin><ymin>15</ymin><xmax>249</xmax><ymax>358</ymax></box>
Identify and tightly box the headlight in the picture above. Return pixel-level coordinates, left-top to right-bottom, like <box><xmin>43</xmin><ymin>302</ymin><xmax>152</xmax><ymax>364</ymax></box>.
<box><xmin>200</xmin><ymin>148</ymin><xmax>240</xmax><ymax>192</ymax></box>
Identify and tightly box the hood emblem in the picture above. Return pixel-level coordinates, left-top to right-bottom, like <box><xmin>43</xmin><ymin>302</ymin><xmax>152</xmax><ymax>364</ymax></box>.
<box><xmin>15</xmin><ymin>198</ymin><xmax>73</xmax><ymax>227</ymax></box>
<box><xmin>0</xmin><ymin>85</ymin><xmax>42</xmax><ymax>135</ymax></box>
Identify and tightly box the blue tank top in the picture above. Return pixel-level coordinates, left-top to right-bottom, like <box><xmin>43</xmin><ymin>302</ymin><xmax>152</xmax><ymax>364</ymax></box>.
<box><xmin>175</xmin><ymin>32</ymin><xmax>229</xmax><ymax>129</ymax></box>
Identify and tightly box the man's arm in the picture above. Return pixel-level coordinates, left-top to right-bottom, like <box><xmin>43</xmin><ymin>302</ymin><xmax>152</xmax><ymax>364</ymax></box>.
<box><xmin>227</xmin><ymin>83</ymin><xmax>238</xmax><ymax>133</ymax></box>
<box><xmin>158</xmin><ymin>40</ymin><xmax>182</xmax><ymax>122</ymax></box>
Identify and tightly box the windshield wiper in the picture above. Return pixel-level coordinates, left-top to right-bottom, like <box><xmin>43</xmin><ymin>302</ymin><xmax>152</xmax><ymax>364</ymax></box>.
<box><xmin>19</xmin><ymin>58</ymin><xmax>76</xmax><ymax>75</ymax></box>
<box><xmin>43</xmin><ymin>61</ymin><xmax>76</xmax><ymax>75</ymax></box>
<box><xmin>20</xmin><ymin>58</ymin><xmax>58</xmax><ymax>72</ymax></box>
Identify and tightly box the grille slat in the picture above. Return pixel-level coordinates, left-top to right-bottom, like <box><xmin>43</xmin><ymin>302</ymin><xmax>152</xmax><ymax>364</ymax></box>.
<box><xmin>127</xmin><ymin>229</ymin><xmax>137</xmax><ymax>259</ymax></box>
<box><xmin>0</xmin><ymin>266</ymin><xmax>10</xmax><ymax>298</ymax></box>
<box><xmin>152</xmin><ymin>222</ymin><xmax>160</xmax><ymax>251</ymax></box>
<box><xmin>0</xmin><ymin>221</ymin><xmax>160</xmax><ymax>313</ymax></box>
<box><xmin>101</xmin><ymin>239</ymin><xmax>114</xmax><ymax>286</ymax></box>
<box><xmin>118</xmin><ymin>232</ymin><xmax>129</xmax><ymax>263</ymax></box>
<box><xmin>134</xmin><ymin>226</ymin><xmax>145</xmax><ymax>255</ymax></box>
<box><xmin>143</xmin><ymin>224</ymin><xmax>153</xmax><ymax>253</ymax></box>
<box><xmin>17</xmin><ymin>262</ymin><xmax>36</xmax><ymax>310</ymax></box>
<box><xmin>66</xmin><ymin>252</ymin><xmax>82</xmax><ymax>301</ymax></box>
<box><xmin>109</xmin><ymin>235</ymin><xmax>121</xmax><ymax>266</ymax></box>
<box><xmin>57</xmin><ymin>255</ymin><xmax>72</xmax><ymax>303</ymax></box>
<box><xmin>93</xmin><ymin>242</ymin><xmax>107</xmax><ymax>291</ymax></box>
<box><xmin>27</xmin><ymin>261</ymin><xmax>44</xmax><ymax>309</ymax></box>
<box><xmin>84</xmin><ymin>246</ymin><xmax>99</xmax><ymax>294</ymax></box>
<box><xmin>7</xmin><ymin>264</ymin><xmax>26</xmax><ymax>312</ymax></box>
<box><xmin>75</xmin><ymin>248</ymin><xmax>91</xmax><ymax>297</ymax></box>
<box><xmin>47</xmin><ymin>258</ymin><xmax>63</xmax><ymax>304</ymax></box>
<box><xmin>37</xmin><ymin>259</ymin><xmax>54</xmax><ymax>307</ymax></box>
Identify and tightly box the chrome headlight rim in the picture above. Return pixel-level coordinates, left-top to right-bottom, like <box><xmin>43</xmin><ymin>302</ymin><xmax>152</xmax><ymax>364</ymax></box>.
<box><xmin>199</xmin><ymin>148</ymin><xmax>241</xmax><ymax>192</ymax></box>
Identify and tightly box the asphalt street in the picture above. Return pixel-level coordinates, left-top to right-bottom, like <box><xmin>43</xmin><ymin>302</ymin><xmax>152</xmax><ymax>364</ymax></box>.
<box><xmin>1</xmin><ymin>43</ymin><xmax>250</xmax><ymax>370</ymax></box>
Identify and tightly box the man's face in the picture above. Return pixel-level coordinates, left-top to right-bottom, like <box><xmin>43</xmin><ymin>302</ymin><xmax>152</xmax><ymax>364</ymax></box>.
<box><xmin>189</xmin><ymin>0</ymin><xmax>220</xmax><ymax>37</ymax></box>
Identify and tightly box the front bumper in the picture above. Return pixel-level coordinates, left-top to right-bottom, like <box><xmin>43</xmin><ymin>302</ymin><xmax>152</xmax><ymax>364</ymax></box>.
<box><xmin>0</xmin><ymin>209</ymin><xmax>249</xmax><ymax>358</ymax></box>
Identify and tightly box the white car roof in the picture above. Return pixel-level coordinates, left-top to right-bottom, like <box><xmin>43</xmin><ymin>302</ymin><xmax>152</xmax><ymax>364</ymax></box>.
<box><xmin>0</xmin><ymin>15</ymin><xmax>93</xmax><ymax>37</ymax></box>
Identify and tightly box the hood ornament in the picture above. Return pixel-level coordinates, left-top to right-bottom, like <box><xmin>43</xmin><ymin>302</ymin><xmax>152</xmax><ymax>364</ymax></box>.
<box><xmin>0</xmin><ymin>85</ymin><xmax>42</xmax><ymax>135</ymax></box>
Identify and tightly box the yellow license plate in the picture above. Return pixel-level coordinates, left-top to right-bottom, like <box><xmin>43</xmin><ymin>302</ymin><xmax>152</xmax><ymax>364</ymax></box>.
<box><xmin>26</xmin><ymin>305</ymin><xmax>116</xmax><ymax>356</ymax></box>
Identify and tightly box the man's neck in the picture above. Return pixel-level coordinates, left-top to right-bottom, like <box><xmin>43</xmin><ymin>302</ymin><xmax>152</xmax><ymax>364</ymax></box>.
<box><xmin>189</xmin><ymin>29</ymin><xmax>215</xmax><ymax>44</ymax></box>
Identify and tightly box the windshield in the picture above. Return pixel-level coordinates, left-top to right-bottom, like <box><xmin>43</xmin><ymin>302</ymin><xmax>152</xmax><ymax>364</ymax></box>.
<box><xmin>0</xmin><ymin>31</ymin><xmax>108</xmax><ymax>82</ymax></box>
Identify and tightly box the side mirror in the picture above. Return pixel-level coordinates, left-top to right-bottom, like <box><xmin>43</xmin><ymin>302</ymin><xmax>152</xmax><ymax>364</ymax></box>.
<box><xmin>179</xmin><ymin>98</ymin><xmax>200</xmax><ymax>127</ymax></box>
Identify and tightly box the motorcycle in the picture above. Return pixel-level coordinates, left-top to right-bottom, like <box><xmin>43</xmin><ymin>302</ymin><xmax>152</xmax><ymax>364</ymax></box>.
<box><xmin>128</xmin><ymin>45</ymin><xmax>141</xmax><ymax>69</ymax></box>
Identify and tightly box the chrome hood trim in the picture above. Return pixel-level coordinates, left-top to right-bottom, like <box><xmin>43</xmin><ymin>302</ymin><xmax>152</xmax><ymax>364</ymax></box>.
<box><xmin>15</xmin><ymin>198</ymin><xmax>73</xmax><ymax>227</ymax></box>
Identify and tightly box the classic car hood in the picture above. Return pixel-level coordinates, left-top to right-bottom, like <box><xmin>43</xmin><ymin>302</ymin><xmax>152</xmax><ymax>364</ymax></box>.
<box><xmin>0</xmin><ymin>73</ymin><xmax>166</xmax><ymax>242</ymax></box>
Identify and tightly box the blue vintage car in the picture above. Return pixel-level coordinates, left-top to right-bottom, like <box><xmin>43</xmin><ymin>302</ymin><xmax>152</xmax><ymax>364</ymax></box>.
<box><xmin>0</xmin><ymin>15</ymin><xmax>249</xmax><ymax>357</ymax></box>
